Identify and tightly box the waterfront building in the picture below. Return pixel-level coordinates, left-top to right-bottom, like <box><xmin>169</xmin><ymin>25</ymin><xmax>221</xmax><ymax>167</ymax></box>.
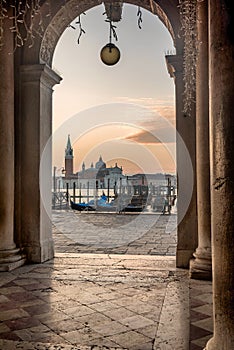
<box><xmin>60</xmin><ymin>136</ymin><xmax>176</xmax><ymax>192</ymax></box>
<box><xmin>127</xmin><ymin>173</ymin><xmax>177</xmax><ymax>188</ymax></box>
<box><xmin>62</xmin><ymin>135</ymin><xmax>125</xmax><ymax>189</ymax></box>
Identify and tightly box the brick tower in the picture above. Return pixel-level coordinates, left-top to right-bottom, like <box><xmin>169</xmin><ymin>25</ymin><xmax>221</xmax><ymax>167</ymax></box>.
<box><xmin>65</xmin><ymin>134</ymin><xmax>74</xmax><ymax>178</ymax></box>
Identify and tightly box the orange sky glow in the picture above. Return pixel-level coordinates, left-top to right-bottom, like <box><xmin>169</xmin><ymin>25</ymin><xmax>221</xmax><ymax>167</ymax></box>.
<box><xmin>52</xmin><ymin>4</ymin><xmax>176</xmax><ymax>175</ymax></box>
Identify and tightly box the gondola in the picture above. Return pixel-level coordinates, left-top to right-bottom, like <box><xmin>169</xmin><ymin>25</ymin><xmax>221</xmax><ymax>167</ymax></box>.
<box><xmin>70</xmin><ymin>200</ymin><xmax>96</xmax><ymax>211</ymax></box>
<box><xmin>120</xmin><ymin>204</ymin><xmax>144</xmax><ymax>212</ymax></box>
<box><xmin>70</xmin><ymin>194</ymin><xmax>114</xmax><ymax>212</ymax></box>
<box><xmin>70</xmin><ymin>194</ymin><xmax>145</xmax><ymax>213</ymax></box>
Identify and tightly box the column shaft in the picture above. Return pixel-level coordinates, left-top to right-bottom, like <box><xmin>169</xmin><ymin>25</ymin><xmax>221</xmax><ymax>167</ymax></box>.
<box><xmin>17</xmin><ymin>64</ymin><xmax>61</xmax><ymax>263</ymax></box>
<box><xmin>0</xmin><ymin>11</ymin><xmax>25</xmax><ymax>271</ymax></box>
<box><xmin>190</xmin><ymin>0</ymin><xmax>211</xmax><ymax>280</ymax></box>
<box><xmin>206</xmin><ymin>0</ymin><xmax>234</xmax><ymax>348</ymax></box>
<box><xmin>166</xmin><ymin>54</ymin><xmax>198</xmax><ymax>268</ymax></box>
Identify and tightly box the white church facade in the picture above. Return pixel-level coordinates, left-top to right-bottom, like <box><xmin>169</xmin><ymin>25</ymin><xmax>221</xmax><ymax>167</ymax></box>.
<box><xmin>61</xmin><ymin>135</ymin><xmax>126</xmax><ymax>190</ymax></box>
<box><xmin>55</xmin><ymin>135</ymin><xmax>176</xmax><ymax>192</ymax></box>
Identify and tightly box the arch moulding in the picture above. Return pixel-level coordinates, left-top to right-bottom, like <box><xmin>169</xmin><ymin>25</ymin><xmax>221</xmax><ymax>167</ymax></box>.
<box><xmin>21</xmin><ymin>0</ymin><xmax>181</xmax><ymax>66</ymax></box>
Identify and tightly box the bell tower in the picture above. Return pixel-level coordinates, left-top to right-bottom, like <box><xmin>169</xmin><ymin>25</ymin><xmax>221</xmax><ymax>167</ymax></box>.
<box><xmin>65</xmin><ymin>134</ymin><xmax>74</xmax><ymax>178</ymax></box>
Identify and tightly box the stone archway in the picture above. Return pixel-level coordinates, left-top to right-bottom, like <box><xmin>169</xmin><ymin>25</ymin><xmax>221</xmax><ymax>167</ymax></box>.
<box><xmin>14</xmin><ymin>0</ymin><xmax>197</xmax><ymax>266</ymax></box>
<box><xmin>20</xmin><ymin>0</ymin><xmax>182</xmax><ymax>66</ymax></box>
<box><xmin>2</xmin><ymin>1</ymin><xmax>234</xmax><ymax>348</ymax></box>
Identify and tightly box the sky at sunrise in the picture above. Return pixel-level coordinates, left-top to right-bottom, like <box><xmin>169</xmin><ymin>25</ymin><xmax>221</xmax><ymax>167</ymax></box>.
<box><xmin>52</xmin><ymin>3</ymin><xmax>176</xmax><ymax>175</ymax></box>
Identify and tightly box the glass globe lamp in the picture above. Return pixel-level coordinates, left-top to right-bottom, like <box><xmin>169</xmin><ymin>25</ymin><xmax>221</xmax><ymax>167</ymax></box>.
<box><xmin>100</xmin><ymin>43</ymin><xmax>120</xmax><ymax>66</ymax></box>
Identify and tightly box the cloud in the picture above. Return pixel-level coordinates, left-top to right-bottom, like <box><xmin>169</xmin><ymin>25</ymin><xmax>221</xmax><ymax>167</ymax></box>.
<box><xmin>126</xmin><ymin>127</ymin><xmax>176</xmax><ymax>145</ymax></box>
<box><xmin>114</xmin><ymin>96</ymin><xmax>175</xmax><ymax>124</ymax></box>
<box><xmin>115</xmin><ymin>96</ymin><xmax>174</xmax><ymax>106</ymax></box>
<box><xmin>151</xmin><ymin>105</ymin><xmax>175</xmax><ymax>124</ymax></box>
<box><xmin>109</xmin><ymin>97</ymin><xmax>176</xmax><ymax>145</ymax></box>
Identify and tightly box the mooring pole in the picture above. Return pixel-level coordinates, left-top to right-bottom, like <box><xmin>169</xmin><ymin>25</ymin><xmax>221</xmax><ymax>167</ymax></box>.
<box><xmin>66</xmin><ymin>183</ymin><xmax>69</xmax><ymax>202</ymax></box>
<box><xmin>73</xmin><ymin>182</ymin><xmax>76</xmax><ymax>203</ymax></box>
<box><xmin>79</xmin><ymin>182</ymin><xmax>82</xmax><ymax>203</ymax></box>
<box><xmin>87</xmin><ymin>181</ymin><xmax>89</xmax><ymax>203</ymax></box>
<box><xmin>107</xmin><ymin>178</ymin><xmax>110</xmax><ymax>202</ymax></box>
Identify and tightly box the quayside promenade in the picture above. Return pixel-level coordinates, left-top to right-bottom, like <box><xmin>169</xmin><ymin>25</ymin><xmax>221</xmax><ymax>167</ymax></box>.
<box><xmin>52</xmin><ymin>211</ymin><xmax>177</xmax><ymax>256</ymax></box>
<box><xmin>0</xmin><ymin>211</ymin><xmax>212</xmax><ymax>350</ymax></box>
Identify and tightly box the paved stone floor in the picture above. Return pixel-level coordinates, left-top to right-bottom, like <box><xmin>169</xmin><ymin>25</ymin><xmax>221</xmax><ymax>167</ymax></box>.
<box><xmin>0</xmin><ymin>211</ymin><xmax>213</xmax><ymax>349</ymax></box>
<box><xmin>189</xmin><ymin>279</ymin><xmax>213</xmax><ymax>350</ymax></box>
<box><xmin>52</xmin><ymin>210</ymin><xmax>177</xmax><ymax>256</ymax></box>
<box><xmin>0</xmin><ymin>254</ymin><xmax>189</xmax><ymax>350</ymax></box>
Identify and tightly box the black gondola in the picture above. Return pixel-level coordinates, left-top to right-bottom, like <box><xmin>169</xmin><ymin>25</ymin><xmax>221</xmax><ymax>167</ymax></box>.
<box><xmin>120</xmin><ymin>204</ymin><xmax>144</xmax><ymax>212</ymax></box>
<box><xmin>70</xmin><ymin>200</ymin><xmax>96</xmax><ymax>211</ymax></box>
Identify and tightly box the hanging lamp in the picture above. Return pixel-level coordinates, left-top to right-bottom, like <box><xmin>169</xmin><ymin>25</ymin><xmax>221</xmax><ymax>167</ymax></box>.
<box><xmin>100</xmin><ymin>3</ymin><xmax>121</xmax><ymax>66</ymax></box>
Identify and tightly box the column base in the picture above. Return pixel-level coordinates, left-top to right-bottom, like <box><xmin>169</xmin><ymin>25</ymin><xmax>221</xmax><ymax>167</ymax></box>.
<box><xmin>176</xmin><ymin>249</ymin><xmax>194</xmax><ymax>268</ymax></box>
<box><xmin>189</xmin><ymin>247</ymin><xmax>212</xmax><ymax>280</ymax></box>
<box><xmin>0</xmin><ymin>248</ymin><xmax>26</xmax><ymax>271</ymax></box>
<box><xmin>204</xmin><ymin>336</ymin><xmax>214</xmax><ymax>349</ymax></box>
<box><xmin>25</xmin><ymin>238</ymin><xmax>54</xmax><ymax>263</ymax></box>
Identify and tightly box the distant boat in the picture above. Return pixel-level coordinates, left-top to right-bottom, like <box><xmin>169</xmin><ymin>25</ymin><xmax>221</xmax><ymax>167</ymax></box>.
<box><xmin>70</xmin><ymin>194</ymin><xmax>115</xmax><ymax>212</ymax></box>
<box><xmin>120</xmin><ymin>204</ymin><xmax>144</xmax><ymax>212</ymax></box>
<box><xmin>120</xmin><ymin>194</ymin><xmax>146</xmax><ymax>212</ymax></box>
<box><xmin>70</xmin><ymin>194</ymin><xmax>146</xmax><ymax>213</ymax></box>
<box><xmin>70</xmin><ymin>200</ymin><xmax>96</xmax><ymax>211</ymax></box>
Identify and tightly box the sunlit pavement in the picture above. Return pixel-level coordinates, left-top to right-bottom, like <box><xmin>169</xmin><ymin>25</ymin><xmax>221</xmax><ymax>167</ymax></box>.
<box><xmin>0</xmin><ymin>212</ymin><xmax>212</xmax><ymax>350</ymax></box>
<box><xmin>52</xmin><ymin>210</ymin><xmax>177</xmax><ymax>256</ymax></box>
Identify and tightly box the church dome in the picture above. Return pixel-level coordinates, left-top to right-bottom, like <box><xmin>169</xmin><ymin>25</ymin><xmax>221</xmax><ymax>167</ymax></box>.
<box><xmin>95</xmin><ymin>155</ymin><xmax>106</xmax><ymax>169</ymax></box>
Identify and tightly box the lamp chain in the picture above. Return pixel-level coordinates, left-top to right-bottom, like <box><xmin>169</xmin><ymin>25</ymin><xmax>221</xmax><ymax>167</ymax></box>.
<box><xmin>69</xmin><ymin>12</ymin><xmax>86</xmax><ymax>44</ymax></box>
<box><xmin>137</xmin><ymin>6</ymin><xmax>143</xmax><ymax>29</ymax></box>
<box><xmin>104</xmin><ymin>4</ymin><xmax>118</xmax><ymax>44</ymax></box>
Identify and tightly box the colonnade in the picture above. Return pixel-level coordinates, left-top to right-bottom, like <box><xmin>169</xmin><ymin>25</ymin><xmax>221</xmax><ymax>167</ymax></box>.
<box><xmin>0</xmin><ymin>0</ymin><xmax>233</xmax><ymax>348</ymax></box>
<box><xmin>167</xmin><ymin>0</ymin><xmax>234</xmax><ymax>347</ymax></box>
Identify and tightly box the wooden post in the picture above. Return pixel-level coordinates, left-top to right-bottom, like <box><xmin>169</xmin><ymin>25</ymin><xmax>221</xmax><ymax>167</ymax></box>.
<box><xmin>79</xmin><ymin>182</ymin><xmax>82</xmax><ymax>203</ymax></box>
<box><xmin>53</xmin><ymin>166</ymin><xmax>57</xmax><ymax>193</ymax></box>
<box><xmin>87</xmin><ymin>181</ymin><xmax>89</xmax><ymax>203</ymax></box>
<box><xmin>73</xmin><ymin>182</ymin><xmax>76</xmax><ymax>203</ymax></box>
<box><xmin>114</xmin><ymin>180</ymin><xmax>117</xmax><ymax>197</ymax></box>
<box><xmin>66</xmin><ymin>183</ymin><xmax>69</xmax><ymax>202</ymax></box>
<box><xmin>107</xmin><ymin>178</ymin><xmax>110</xmax><ymax>202</ymax></box>
<box><xmin>127</xmin><ymin>177</ymin><xmax>131</xmax><ymax>196</ymax></box>
<box><xmin>95</xmin><ymin>180</ymin><xmax>98</xmax><ymax>206</ymax></box>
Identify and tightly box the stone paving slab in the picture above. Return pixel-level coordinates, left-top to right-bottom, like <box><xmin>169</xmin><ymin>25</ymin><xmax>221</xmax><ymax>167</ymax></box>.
<box><xmin>189</xmin><ymin>280</ymin><xmax>213</xmax><ymax>350</ymax></box>
<box><xmin>0</xmin><ymin>254</ymin><xmax>189</xmax><ymax>350</ymax></box>
<box><xmin>0</xmin><ymin>212</ymin><xmax>213</xmax><ymax>350</ymax></box>
<box><xmin>52</xmin><ymin>210</ymin><xmax>177</xmax><ymax>256</ymax></box>
<box><xmin>0</xmin><ymin>339</ymin><xmax>127</xmax><ymax>350</ymax></box>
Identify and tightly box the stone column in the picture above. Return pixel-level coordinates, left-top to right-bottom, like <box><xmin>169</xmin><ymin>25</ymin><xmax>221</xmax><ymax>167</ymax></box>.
<box><xmin>166</xmin><ymin>54</ymin><xmax>198</xmax><ymax>268</ymax></box>
<box><xmin>205</xmin><ymin>0</ymin><xmax>234</xmax><ymax>348</ymax></box>
<box><xmin>17</xmin><ymin>64</ymin><xmax>61</xmax><ymax>263</ymax></box>
<box><xmin>190</xmin><ymin>0</ymin><xmax>211</xmax><ymax>280</ymax></box>
<box><xmin>0</xmin><ymin>11</ymin><xmax>25</xmax><ymax>271</ymax></box>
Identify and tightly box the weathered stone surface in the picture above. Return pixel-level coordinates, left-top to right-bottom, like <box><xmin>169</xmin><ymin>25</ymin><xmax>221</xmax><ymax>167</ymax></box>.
<box><xmin>52</xmin><ymin>211</ymin><xmax>177</xmax><ymax>256</ymax></box>
<box><xmin>190</xmin><ymin>0</ymin><xmax>211</xmax><ymax>281</ymax></box>
<box><xmin>0</xmin><ymin>253</ymin><xmax>191</xmax><ymax>349</ymax></box>
<box><xmin>0</xmin><ymin>8</ymin><xmax>25</xmax><ymax>272</ymax></box>
<box><xmin>206</xmin><ymin>0</ymin><xmax>234</xmax><ymax>348</ymax></box>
